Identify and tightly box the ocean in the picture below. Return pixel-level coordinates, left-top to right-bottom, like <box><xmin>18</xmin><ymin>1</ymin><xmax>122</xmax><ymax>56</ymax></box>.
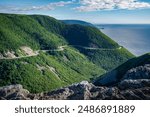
<box><xmin>96</xmin><ymin>24</ymin><xmax>150</xmax><ymax>56</ymax></box>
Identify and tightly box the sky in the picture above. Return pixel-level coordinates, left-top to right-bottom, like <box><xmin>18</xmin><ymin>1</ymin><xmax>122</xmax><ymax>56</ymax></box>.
<box><xmin>0</xmin><ymin>0</ymin><xmax>150</xmax><ymax>24</ymax></box>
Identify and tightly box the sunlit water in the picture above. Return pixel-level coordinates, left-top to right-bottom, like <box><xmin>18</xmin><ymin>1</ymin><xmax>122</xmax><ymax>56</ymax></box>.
<box><xmin>96</xmin><ymin>24</ymin><xmax>150</xmax><ymax>56</ymax></box>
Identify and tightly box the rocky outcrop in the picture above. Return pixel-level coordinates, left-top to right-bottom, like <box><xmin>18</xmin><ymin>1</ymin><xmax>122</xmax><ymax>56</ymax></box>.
<box><xmin>4</xmin><ymin>51</ymin><xmax>16</xmax><ymax>58</ymax></box>
<box><xmin>0</xmin><ymin>51</ymin><xmax>16</xmax><ymax>59</ymax></box>
<box><xmin>118</xmin><ymin>79</ymin><xmax>150</xmax><ymax>90</ymax></box>
<box><xmin>123</xmin><ymin>64</ymin><xmax>150</xmax><ymax>80</ymax></box>
<box><xmin>0</xmin><ymin>85</ymin><xmax>30</xmax><ymax>100</ymax></box>
<box><xmin>41</xmin><ymin>80</ymin><xmax>150</xmax><ymax>100</ymax></box>
<box><xmin>0</xmin><ymin>80</ymin><xmax>150</xmax><ymax>100</ymax></box>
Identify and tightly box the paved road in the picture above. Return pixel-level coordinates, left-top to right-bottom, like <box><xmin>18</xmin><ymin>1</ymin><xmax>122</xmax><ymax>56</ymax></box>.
<box><xmin>70</xmin><ymin>45</ymin><xmax>122</xmax><ymax>50</ymax></box>
<box><xmin>0</xmin><ymin>45</ymin><xmax>122</xmax><ymax>60</ymax></box>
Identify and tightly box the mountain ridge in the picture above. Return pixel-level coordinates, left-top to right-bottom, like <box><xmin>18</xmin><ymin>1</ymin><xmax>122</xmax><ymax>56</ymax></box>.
<box><xmin>0</xmin><ymin>13</ymin><xmax>134</xmax><ymax>93</ymax></box>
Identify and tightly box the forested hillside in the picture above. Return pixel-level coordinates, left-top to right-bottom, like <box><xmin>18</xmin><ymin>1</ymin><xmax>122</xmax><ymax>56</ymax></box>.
<box><xmin>0</xmin><ymin>13</ymin><xmax>134</xmax><ymax>93</ymax></box>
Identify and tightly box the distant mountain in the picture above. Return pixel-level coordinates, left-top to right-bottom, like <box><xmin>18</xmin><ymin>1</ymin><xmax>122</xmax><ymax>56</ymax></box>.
<box><xmin>0</xmin><ymin>13</ymin><xmax>134</xmax><ymax>93</ymax></box>
<box><xmin>94</xmin><ymin>53</ymin><xmax>150</xmax><ymax>86</ymax></box>
<box><xmin>60</xmin><ymin>20</ymin><xmax>95</xmax><ymax>27</ymax></box>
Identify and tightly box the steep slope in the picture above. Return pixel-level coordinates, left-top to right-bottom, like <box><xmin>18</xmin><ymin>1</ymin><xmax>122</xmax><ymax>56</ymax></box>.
<box><xmin>31</xmin><ymin>15</ymin><xmax>119</xmax><ymax>48</ymax></box>
<box><xmin>0</xmin><ymin>13</ymin><xmax>134</xmax><ymax>93</ymax></box>
<box><xmin>0</xmin><ymin>13</ymin><xmax>66</xmax><ymax>53</ymax></box>
<box><xmin>0</xmin><ymin>48</ymin><xmax>104</xmax><ymax>93</ymax></box>
<box><xmin>0</xmin><ymin>13</ymin><xmax>105</xmax><ymax>93</ymax></box>
<box><xmin>94</xmin><ymin>53</ymin><xmax>150</xmax><ymax>86</ymax></box>
<box><xmin>31</xmin><ymin>15</ymin><xmax>66</xmax><ymax>35</ymax></box>
<box><xmin>76</xmin><ymin>47</ymin><xmax>134</xmax><ymax>71</ymax></box>
<box><xmin>62</xmin><ymin>25</ymin><xmax>119</xmax><ymax>48</ymax></box>
<box><xmin>29</xmin><ymin>14</ymin><xmax>134</xmax><ymax>70</ymax></box>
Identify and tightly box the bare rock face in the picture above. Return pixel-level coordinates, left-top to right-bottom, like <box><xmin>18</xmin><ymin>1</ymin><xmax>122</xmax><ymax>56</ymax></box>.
<box><xmin>118</xmin><ymin>79</ymin><xmax>150</xmax><ymax>90</ymax></box>
<box><xmin>123</xmin><ymin>64</ymin><xmax>150</xmax><ymax>80</ymax></box>
<box><xmin>4</xmin><ymin>51</ymin><xmax>16</xmax><ymax>58</ymax></box>
<box><xmin>0</xmin><ymin>84</ymin><xmax>30</xmax><ymax>100</ymax></box>
<box><xmin>39</xmin><ymin>81</ymin><xmax>94</xmax><ymax>100</ymax></box>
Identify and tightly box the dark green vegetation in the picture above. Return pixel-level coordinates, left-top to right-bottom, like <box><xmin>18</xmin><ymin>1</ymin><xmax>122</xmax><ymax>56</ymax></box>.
<box><xmin>0</xmin><ymin>48</ymin><xmax>104</xmax><ymax>93</ymax></box>
<box><xmin>0</xmin><ymin>14</ymin><xmax>66</xmax><ymax>53</ymax></box>
<box><xmin>0</xmin><ymin>13</ymin><xmax>134</xmax><ymax>92</ymax></box>
<box><xmin>76</xmin><ymin>47</ymin><xmax>134</xmax><ymax>71</ymax></box>
<box><xmin>30</xmin><ymin>15</ymin><xmax>119</xmax><ymax>49</ymax></box>
<box><xmin>63</xmin><ymin>25</ymin><xmax>119</xmax><ymax>48</ymax></box>
<box><xmin>0</xmin><ymin>49</ymin><xmax>104</xmax><ymax>92</ymax></box>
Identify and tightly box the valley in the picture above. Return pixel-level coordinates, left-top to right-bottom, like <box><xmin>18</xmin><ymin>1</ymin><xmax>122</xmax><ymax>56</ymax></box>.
<box><xmin>1</xmin><ymin>13</ymin><xmax>149</xmax><ymax>100</ymax></box>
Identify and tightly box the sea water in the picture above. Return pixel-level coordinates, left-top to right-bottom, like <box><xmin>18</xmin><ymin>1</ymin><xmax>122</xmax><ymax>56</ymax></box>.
<box><xmin>96</xmin><ymin>24</ymin><xmax>150</xmax><ymax>56</ymax></box>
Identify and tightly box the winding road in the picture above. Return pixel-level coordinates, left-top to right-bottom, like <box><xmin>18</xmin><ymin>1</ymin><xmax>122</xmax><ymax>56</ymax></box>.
<box><xmin>70</xmin><ymin>45</ymin><xmax>122</xmax><ymax>50</ymax></box>
<box><xmin>0</xmin><ymin>45</ymin><xmax>122</xmax><ymax>60</ymax></box>
<box><xmin>0</xmin><ymin>46</ymin><xmax>66</xmax><ymax>60</ymax></box>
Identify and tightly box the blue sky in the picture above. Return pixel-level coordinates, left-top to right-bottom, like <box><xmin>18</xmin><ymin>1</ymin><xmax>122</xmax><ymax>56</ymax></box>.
<box><xmin>0</xmin><ymin>0</ymin><xmax>150</xmax><ymax>24</ymax></box>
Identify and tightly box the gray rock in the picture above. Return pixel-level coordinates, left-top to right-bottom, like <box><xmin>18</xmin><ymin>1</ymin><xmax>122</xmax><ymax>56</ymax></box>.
<box><xmin>0</xmin><ymin>84</ymin><xmax>30</xmax><ymax>100</ymax></box>
<box><xmin>41</xmin><ymin>81</ymin><xmax>94</xmax><ymax>100</ymax></box>
<box><xmin>0</xmin><ymin>80</ymin><xmax>150</xmax><ymax>100</ymax></box>
<box><xmin>118</xmin><ymin>79</ymin><xmax>150</xmax><ymax>90</ymax></box>
<box><xmin>38</xmin><ymin>79</ymin><xmax>150</xmax><ymax>100</ymax></box>
<box><xmin>123</xmin><ymin>64</ymin><xmax>150</xmax><ymax>80</ymax></box>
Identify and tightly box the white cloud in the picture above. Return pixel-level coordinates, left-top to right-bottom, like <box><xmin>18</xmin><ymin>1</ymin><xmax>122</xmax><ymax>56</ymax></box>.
<box><xmin>0</xmin><ymin>1</ymin><xmax>74</xmax><ymax>12</ymax></box>
<box><xmin>1</xmin><ymin>0</ymin><xmax>150</xmax><ymax>13</ymax></box>
<box><xmin>75</xmin><ymin>0</ymin><xmax>150</xmax><ymax>11</ymax></box>
<box><xmin>15</xmin><ymin>1</ymin><xmax>73</xmax><ymax>11</ymax></box>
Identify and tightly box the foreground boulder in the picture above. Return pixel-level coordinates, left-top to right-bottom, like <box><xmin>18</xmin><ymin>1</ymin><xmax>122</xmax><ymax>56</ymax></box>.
<box><xmin>0</xmin><ymin>80</ymin><xmax>150</xmax><ymax>100</ymax></box>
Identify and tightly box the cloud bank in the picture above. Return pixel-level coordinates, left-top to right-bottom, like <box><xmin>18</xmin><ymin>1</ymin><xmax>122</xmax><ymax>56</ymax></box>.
<box><xmin>75</xmin><ymin>0</ymin><xmax>150</xmax><ymax>11</ymax></box>
<box><xmin>0</xmin><ymin>1</ymin><xmax>73</xmax><ymax>12</ymax></box>
<box><xmin>0</xmin><ymin>0</ymin><xmax>150</xmax><ymax>13</ymax></box>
